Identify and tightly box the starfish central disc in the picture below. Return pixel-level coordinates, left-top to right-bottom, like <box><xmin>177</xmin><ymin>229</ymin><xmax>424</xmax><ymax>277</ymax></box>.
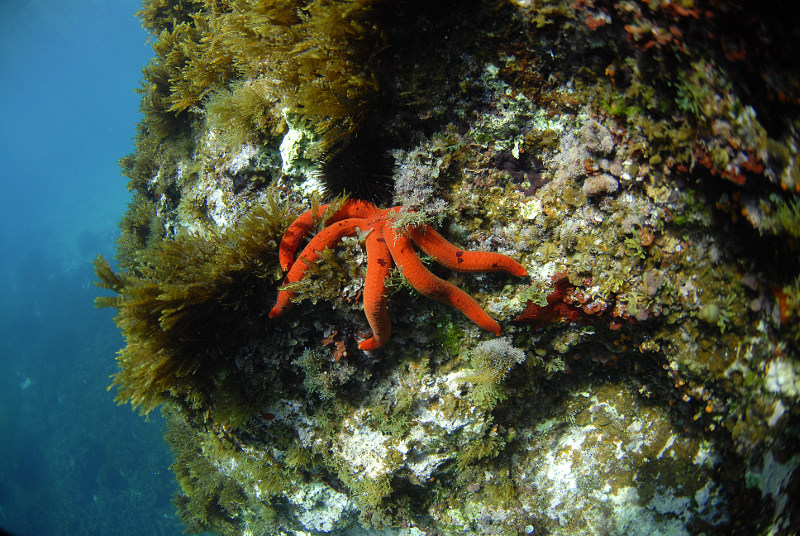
<box><xmin>269</xmin><ymin>199</ymin><xmax>527</xmax><ymax>350</ymax></box>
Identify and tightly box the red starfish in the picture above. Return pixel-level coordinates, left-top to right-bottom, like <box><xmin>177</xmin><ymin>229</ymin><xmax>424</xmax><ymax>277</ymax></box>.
<box><xmin>269</xmin><ymin>199</ymin><xmax>528</xmax><ymax>350</ymax></box>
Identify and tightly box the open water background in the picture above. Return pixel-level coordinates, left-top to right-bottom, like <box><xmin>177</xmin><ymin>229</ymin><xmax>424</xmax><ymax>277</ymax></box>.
<box><xmin>0</xmin><ymin>1</ymin><xmax>184</xmax><ymax>534</ymax></box>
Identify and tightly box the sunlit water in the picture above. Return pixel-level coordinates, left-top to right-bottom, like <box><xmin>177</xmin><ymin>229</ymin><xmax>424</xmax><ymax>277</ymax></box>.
<box><xmin>0</xmin><ymin>1</ymin><xmax>184</xmax><ymax>534</ymax></box>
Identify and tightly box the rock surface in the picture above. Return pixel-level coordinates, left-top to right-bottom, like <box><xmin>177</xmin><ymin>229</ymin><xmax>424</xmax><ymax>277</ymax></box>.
<box><xmin>99</xmin><ymin>1</ymin><xmax>800</xmax><ymax>535</ymax></box>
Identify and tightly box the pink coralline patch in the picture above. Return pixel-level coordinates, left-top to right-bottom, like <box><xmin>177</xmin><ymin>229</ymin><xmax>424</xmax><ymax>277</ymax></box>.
<box><xmin>771</xmin><ymin>285</ymin><xmax>791</xmax><ymax>325</ymax></box>
<box><xmin>515</xmin><ymin>273</ymin><xmax>596</xmax><ymax>331</ymax></box>
<box><xmin>693</xmin><ymin>144</ymin><xmax>765</xmax><ymax>186</ymax></box>
<box><xmin>515</xmin><ymin>273</ymin><xmax>633</xmax><ymax>331</ymax></box>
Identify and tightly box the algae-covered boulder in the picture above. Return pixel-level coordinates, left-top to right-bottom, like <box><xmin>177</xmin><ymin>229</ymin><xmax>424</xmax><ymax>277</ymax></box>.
<box><xmin>97</xmin><ymin>0</ymin><xmax>800</xmax><ymax>534</ymax></box>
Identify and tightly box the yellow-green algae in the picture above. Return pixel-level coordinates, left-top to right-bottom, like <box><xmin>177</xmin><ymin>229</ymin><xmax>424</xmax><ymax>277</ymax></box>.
<box><xmin>96</xmin><ymin>0</ymin><xmax>800</xmax><ymax>534</ymax></box>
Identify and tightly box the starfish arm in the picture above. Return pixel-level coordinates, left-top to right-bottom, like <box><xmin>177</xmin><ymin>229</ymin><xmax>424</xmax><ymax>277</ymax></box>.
<box><xmin>269</xmin><ymin>217</ymin><xmax>372</xmax><ymax>318</ymax></box>
<box><xmin>358</xmin><ymin>227</ymin><xmax>393</xmax><ymax>350</ymax></box>
<box><xmin>409</xmin><ymin>227</ymin><xmax>528</xmax><ymax>277</ymax></box>
<box><xmin>278</xmin><ymin>204</ymin><xmax>330</xmax><ymax>271</ymax></box>
<box><xmin>383</xmin><ymin>224</ymin><xmax>502</xmax><ymax>336</ymax></box>
<box><xmin>279</xmin><ymin>200</ymin><xmax>382</xmax><ymax>271</ymax></box>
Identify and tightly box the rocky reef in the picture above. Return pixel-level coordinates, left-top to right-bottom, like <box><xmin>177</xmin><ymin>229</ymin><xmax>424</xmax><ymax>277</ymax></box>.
<box><xmin>96</xmin><ymin>0</ymin><xmax>800</xmax><ymax>534</ymax></box>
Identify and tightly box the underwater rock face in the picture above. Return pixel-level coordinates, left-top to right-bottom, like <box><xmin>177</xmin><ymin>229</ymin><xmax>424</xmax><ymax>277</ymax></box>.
<box><xmin>518</xmin><ymin>382</ymin><xmax>728</xmax><ymax>534</ymax></box>
<box><xmin>97</xmin><ymin>0</ymin><xmax>800</xmax><ymax>534</ymax></box>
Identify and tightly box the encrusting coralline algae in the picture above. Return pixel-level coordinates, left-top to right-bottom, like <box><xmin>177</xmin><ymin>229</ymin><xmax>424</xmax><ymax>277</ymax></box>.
<box><xmin>95</xmin><ymin>0</ymin><xmax>800</xmax><ymax>534</ymax></box>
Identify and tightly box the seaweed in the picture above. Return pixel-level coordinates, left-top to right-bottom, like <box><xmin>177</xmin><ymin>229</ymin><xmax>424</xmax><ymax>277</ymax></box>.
<box><xmin>204</xmin><ymin>80</ymin><xmax>280</xmax><ymax>147</ymax></box>
<box><xmin>219</xmin><ymin>0</ymin><xmax>386</xmax><ymax>124</ymax></box>
<box><xmin>94</xmin><ymin>193</ymin><xmax>292</xmax><ymax>415</ymax></box>
<box><xmin>165</xmin><ymin>407</ymin><xmax>258</xmax><ymax>536</ymax></box>
<box><xmin>455</xmin><ymin>430</ymin><xmax>506</xmax><ymax>472</ymax></box>
<box><xmin>467</xmin><ymin>338</ymin><xmax>526</xmax><ymax>410</ymax></box>
<box><xmin>136</xmin><ymin>0</ymin><xmax>390</xmax><ymax>148</ymax></box>
<box><xmin>137</xmin><ymin>0</ymin><xmax>206</xmax><ymax>34</ymax></box>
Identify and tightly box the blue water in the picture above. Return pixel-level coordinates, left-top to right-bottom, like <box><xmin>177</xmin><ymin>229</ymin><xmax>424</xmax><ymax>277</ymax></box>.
<box><xmin>0</xmin><ymin>1</ymin><xmax>183</xmax><ymax>534</ymax></box>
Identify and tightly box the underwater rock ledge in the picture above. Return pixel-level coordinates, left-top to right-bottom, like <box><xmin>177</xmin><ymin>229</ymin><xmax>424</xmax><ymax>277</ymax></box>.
<box><xmin>96</xmin><ymin>0</ymin><xmax>800</xmax><ymax>534</ymax></box>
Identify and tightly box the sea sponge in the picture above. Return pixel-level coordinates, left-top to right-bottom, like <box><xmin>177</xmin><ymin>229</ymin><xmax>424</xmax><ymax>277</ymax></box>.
<box><xmin>582</xmin><ymin>173</ymin><xmax>619</xmax><ymax>197</ymax></box>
